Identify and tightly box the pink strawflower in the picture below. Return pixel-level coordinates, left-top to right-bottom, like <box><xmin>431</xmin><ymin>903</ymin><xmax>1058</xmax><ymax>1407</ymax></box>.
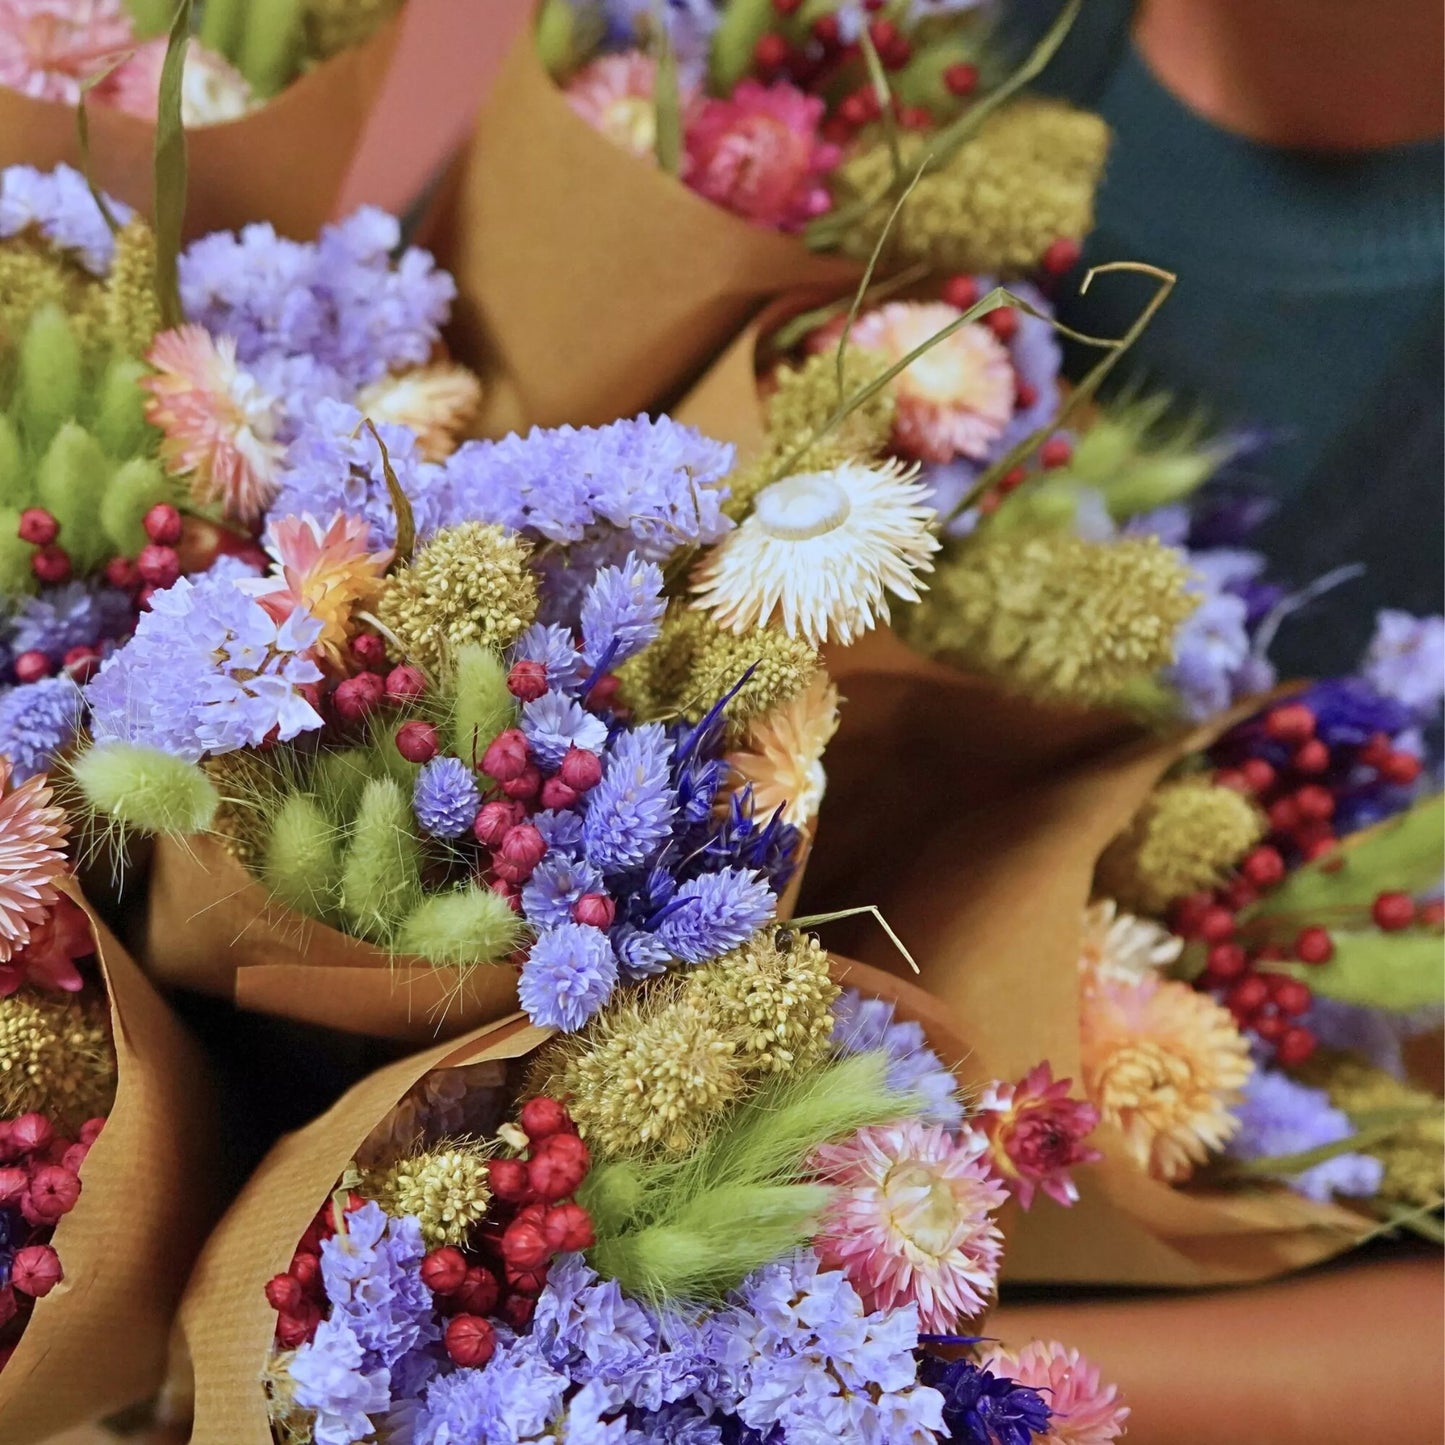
<box><xmin>99</xmin><ymin>35</ymin><xmax>252</xmax><ymax>126</ymax></box>
<box><xmin>980</xmin><ymin>1340</ymin><xmax>1129</xmax><ymax>1445</ymax></box>
<box><xmin>810</xmin><ymin>1118</ymin><xmax>1006</xmax><ymax>1333</ymax></box>
<box><xmin>566</xmin><ymin>51</ymin><xmax>672</xmax><ymax>163</ymax></box>
<box><xmin>684</xmin><ymin>81</ymin><xmax>840</xmax><ymax>232</ymax></box>
<box><xmin>0</xmin><ymin>763</ymin><xmax>68</xmax><ymax>965</ymax></box>
<box><xmin>0</xmin><ymin>0</ymin><xmax>132</xmax><ymax>104</ymax></box>
<box><xmin>848</xmin><ymin>301</ymin><xmax>1016</xmax><ymax>463</ymax></box>
<box><xmin>975</xmin><ymin>1062</ymin><xmax>1101</xmax><ymax>1210</ymax></box>
<box><xmin>0</xmin><ymin>893</ymin><xmax>92</xmax><ymax>996</ymax></box>
<box><xmin>143</xmin><ymin>325</ymin><xmax>285</xmax><ymax>526</ymax></box>
<box><xmin>247</xmin><ymin>512</ymin><xmax>392</xmax><ymax>673</ymax></box>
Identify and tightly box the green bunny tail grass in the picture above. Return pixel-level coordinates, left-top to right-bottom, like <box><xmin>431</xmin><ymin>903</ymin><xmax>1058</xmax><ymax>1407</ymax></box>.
<box><xmin>339</xmin><ymin>777</ymin><xmax>423</xmax><ymax>942</ymax></box>
<box><xmin>0</xmin><ymin>508</ymin><xmax>37</xmax><ymax>597</ymax></box>
<box><xmin>0</xmin><ymin>416</ymin><xmax>27</xmax><ymax>510</ymax></box>
<box><xmin>709</xmin><ymin>0</ymin><xmax>774</xmax><ymax>91</ymax></box>
<box><xmin>588</xmin><ymin>1184</ymin><xmax>833</xmax><ymax>1301</ymax></box>
<box><xmin>237</xmin><ymin>0</ymin><xmax>304</xmax><ymax>94</ymax></box>
<box><xmin>445</xmin><ymin>644</ymin><xmax>515</xmax><ymax>776</ymax></box>
<box><xmin>17</xmin><ymin>304</ymin><xmax>82</xmax><ymax>447</ymax></box>
<box><xmin>535</xmin><ymin>0</ymin><xmax>598</xmax><ymax>79</ymax></box>
<box><xmin>311</xmin><ymin>746</ymin><xmax>378</xmax><ymax>827</ymax></box>
<box><xmin>36</xmin><ymin>421</ymin><xmax>111</xmax><ymax>572</ymax></box>
<box><xmin>262</xmin><ymin>791</ymin><xmax>343</xmax><ymax>921</ymax></box>
<box><xmin>100</xmin><ymin>456</ymin><xmax>172</xmax><ymax>556</ymax></box>
<box><xmin>71</xmin><ymin>741</ymin><xmax>220</xmax><ymax>836</ymax></box>
<box><xmin>579</xmin><ymin>1161</ymin><xmax>647</xmax><ymax>1240</ymax></box>
<box><xmin>393</xmin><ymin>886</ymin><xmax>525</xmax><ymax>968</ymax></box>
<box><xmin>90</xmin><ymin>355</ymin><xmax>153</xmax><ymax>459</ymax></box>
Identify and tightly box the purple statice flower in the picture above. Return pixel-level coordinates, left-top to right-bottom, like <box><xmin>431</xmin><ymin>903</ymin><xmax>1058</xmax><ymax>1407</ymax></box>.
<box><xmin>1363</xmin><ymin>611</ymin><xmax>1445</xmax><ymax>719</ymax></box>
<box><xmin>626</xmin><ymin>1407</ymin><xmax>726</xmax><ymax>1444</ymax></box>
<box><xmin>589</xmin><ymin>0</ymin><xmax>724</xmax><ymax>71</ymax></box>
<box><xmin>195</xmin><ymin>552</ymin><xmax>264</xmax><ymax>584</ymax></box>
<box><xmin>6</xmin><ymin>582</ymin><xmax>134</xmax><ymax>666</ymax></box>
<box><xmin>522</xmin><ymin>690</ymin><xmax>610</xmax><ymax>770</ymax></box>
<box><xmin>1185</xmin><ymin>484</ymin><xmax>1277</xmax><ymax>550</ymax></box>
<box><xmin>0</xmin><ymin>164</ymin><xmax>132</xmax><ymax>274</ymax></box>
<box><xmin>515</xmin><ymin>622</ymin><xmax>587</xmax><ymax>691</ymax></box>
<box><xmin>84</xmin><ymin>574</ymin><xmax>323</xmax><ymax>762</ymax></box>
<box><xmin>413</xmin><ymin>1331</ymin><xmax>569</xmax><ymax>1445</ymax></box>
<box><xmin>522</xmin><ymin>852</ymin><xmax>607</xmax><ymax>929</ymax></box>
<box><xmin>270</xmin><ymin>400</ymin><xmax>453</xmax><ymax>548</ymax></box>
<box><xmin>443</xmin><ymin>416</ymin><xmax>734</xmax><ymax>568</ymax></box>
<box><xmin>709</xmin><ymin>1249</ymin><xmax>945</xmax><ymax>1444</ymax></box>
<box><xmin>1164</xmin><ymin>587</ymin><xmax>1256</xmax><ymax>722</ymax></box>
<box><xmin>1123</xmin><ymin>503</ymin><xmax>1191</xmax><ymax>547</ymax></box>
<box><xmin>1299</xmin><ymin>678</ymin><xmax>1413</xmax><ymax>750</ymax></box>
<box><xmin>0</xmin><ymin>676</ymin><xmax>83</xmax><ymax>783</ymax></box>
<box><xmin>583</xmin><ymin>724</ymin><xmax>677</xmax><ymax>875</ymax></box>
<box><xmin>520</xmin><ymin>921</ymin><xmax>620</xmax><ymax>1030</ymax></box>
<box><xmin>831</xmin><ymin>990</ymin><xmax>964</xmax><ymax>1129</ymax></box>
<box><xmin>1224</xmin><ymin>1069</ymin><xmax>1383</xmax><ymax>1203</ymax></box>
<box><xmin>288</xmin><ymin>1317</ymin><xmax>393</xmax><ymax>1445</ymax></box>
<box><xmin>579</xmin><ymin>555</ymin><xmax>667</xmax><ymax>669</ymax></box>
<box><xmin>651</xmin><ymin>868</ymin><xmax>774</xmax><ymax>964</ymax></box>
<box><xmin>916</xmin><ymin>1356</ymin><xmax>1050</xmax><ymax>1445</ymax></box>
<box><xmin>1302</xmin><ymin>996</ymin><xmax>1420</xmax><ymax>1078</ymax></box>
<box><xmin>533</xmin><ymin>806</ymin><xmax>588</xmax><ymax>855</ymax></box>
<box><xmin>319</xmin><ymin>1202</ymin><xmax>440</xmax><ymax>1370</ymax></box>
<box><xmin>413</xmin><ymin>756</ymin><xmax>481</xmax><ymax>839</ymax></box>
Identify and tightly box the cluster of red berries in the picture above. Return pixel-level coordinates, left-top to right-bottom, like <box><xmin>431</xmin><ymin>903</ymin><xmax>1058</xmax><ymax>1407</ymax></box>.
<box><xmin>267</xmin><ymin>1097</ymin><xmax>594</xmax><ymax>1371</ymax></box>
<box><xmin>0</xmin><ymin>1113</ymin><xmax>103</xmax><ymax>1347</ymax></box>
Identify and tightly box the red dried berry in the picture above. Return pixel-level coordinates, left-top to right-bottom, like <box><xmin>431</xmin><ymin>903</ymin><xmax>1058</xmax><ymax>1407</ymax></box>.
<box><xmin>481</xmin><ymin>728</ymin><xmax>530</xmax><ymax>782</ymax></box>
<box><xmin>30</xmin><ymin>545</ymin><xmax>71</xmax><ymax>585</ymax></box>
<box><xmin>539</xmin><ymin>777</ymin><xmax>579</xmax><ymax>812</ymax></box>
<box><xmin>1267</xmin><ymin>797</ymin><xmax>1301</xmax><ymax>833</ymax></box>
<box><xmin>103</xmin><ymin>556</ymin><xmax>138</xmax><ymax>590</ymax></box>
<box><xmin>1380</xmin><ymin>751</ymin><xmax>1422</xmax><ymax>786</ymax></box>
<box><xmin>1268</xmin><ymin>975</ymin><xmax>1312</xmax><ymax>1018</ymax></box>
<box><xmin>505</xmin><ymin>1262</ymin><xmax>552</xmax><ymax>1296</ymax></box>
<box><xmin>572</xmin><ymin>893</ymin><xmax>616</xmax><ymax>930</ymax></box>
<box><xmin>385</xmin><ymin>664</ymin><xmax>427</xmax><ymax>702</ymax></box>
<box><xmin>753</xmin><ymin>32</ymin><xmax>790</xmax><ymax>72</ymax></box>
<box><xmin>506</xmin><ymin>660</ymin><xmax>548</xmax><ymax>703</ymax></box>
<box><xmin>24</xmin><ymin>1164</ymin><xmax>80</xmax><ymax>1222</ymax></box>
<box><xmin>62</xmin><ymin>645</ymin><xmax>101</xmax><ymax>682</ymax></box>
<box><xmin>1199</xmin><ymin>906</ymin><xmax>1237</xmax><ymax>944</ymax></box>
<box><xmin>142</xmin><ymin>503</ymin><xmax>183</xmax><ymax>546</ymax></box>
<box><xmin>13</xmin><ymin>650</ymin><xmax>51</xmax><ymax>684</ymax></box>
<box><xmin>289</xmin><ymin>1252</ymin><xmax>323</xmax><ymax>1294</ymax></box>
<box><xmin>136</xmin><ymin>543</ymin><xmax>180</xmax><ymax>589</ymax></box>
<box><xmin>527</xmin><ymin>1133</ymin><xmax>590</xmax><ymax>1203</ymax></box>
<box><xmin>60</xmin><ymin>1140</ymin><xmax>88</xmax><ymax>1175</ymax></box>
<box><xmin>1039</xmin><ymin>437</ymin><xmax>1073</xmax><ymax>469</ymax></box>
<box><xmin>274</xmin><ymin>1300</ymin><xmax>322</xmax><ymax>1349</ymax></box>
<box><xmin>559</xmin><ymin>747</ymin><xmax>603</xmax><ymax>793</ymax></box>
<box><xmin>1041</xmin><ymin>236</ymin><xmax>1082</xmax><ymax>275</ymax></box>
<box><xmin>420</xmin><ymin>1246</ymin><xmax>469</xmax><ymax>1296</ymax></box>
<box><xmin>1372</xmin><ymin>892</ymin><xmax>1416</xmax><ymax>931</ymax></box>
<box><xmin>1420</xmin><ymin>901</ymin><xmax>1445</xmax><ymax>929</ymax></box>
<box><xmin>445</xmin><ymin>1314</ymin><xmax>497</xmax><ymax>1368</ymax></box>
<box><xmin>473</xmin><ymin>800</ymin><xmax>525</xmax><ymax>849</ymax></box>
<box><xmin>497</xmin><ymin>823</ymin><xmax>546</xmax><ymax>878</ymax></box>
<box><xmin>1293</xmin><ymin>927</ymin><xmax>1334</xmax><ymax>965</ymax></box>
<box><xmin>1204</xmin><ymin>942</ymin><xmax>1249</xmax><ymax>983</ymax></box>
<box><xmin>1169</xmin><ymin>891</ymin><xmax>1215</xmax><ymax>938</ymax></box>
<box><xmin>984</xmin><ymin>307</ymin><xmax>1018</xmax><ymax>342</ymax></box>
<box><xmin>351</xmin><ymin>633</ymin><xmax>388</xmax><ymax>670</ymax></box>
<box><xmin>395</xmin><ymin>719</ymin><xmax>439</xmax><ymax>764</ymax></box>
<box><xmin>333</xmin><ymin>671</ymin><xmax>386</xmax><ymax>722</ymax></box>
<box><xmin>265</xmin><ymin>1273</ymin><xmax>304</xmax><ymax>1313</ymax></box>
<box><xmin>0</xmin><ymin>1168</ymin><xmax>28</xmax><ymax>1206</ymax></box>
<box><xmin>502</xmin><ymin>763</ymin><xmax>542</xmax><ymax>802</ymax></box>
<box><xmin>488</xmin><ymin>1156</ymin><xmax>533</xmax><ymax>1204</ymax></box>
<box><xmin>1294</xmin><ymin>784</ymin><xmax>1335</xmax><ymax>823</ymax></box>
<box><xmin>501</xmin><ymin>1293</ymin><xmax>536</xmax><ymax>1329</ymax></box>
<box><xmin>1252</xmin><ymin>1010</ymin><xmax>1286</xmax><ymax>1043</ymax></box>
<box><xmin>1359</xmin><ymin>732</ymin><xmax>1395</xmax><ymax>769</ymax></box>
<box><xmin>1241</xmin><ymin>846</ymin><xmax>1285</xmax><ymax>889</ymax></box>
<box><xmin>942</xmin><ymin>61</ymin><xmax>979</xmax><ymax>95</ymax></box>
<box><xmin>1222</xmin><ymin>877</ymin><xmax>1258</xmax><ymax>912</ymax></box>
<box><xmin>1264</xmin><ymin>703</ymin><xmax>1315</xmax><ymax>743</ymax></box>
<box><xmin>1275</xmin><ymin>1026</ymin><xmax>1317</xmax><ymax>1067</ymax></box>
<box><xmin>11</xmin><ymin>1244</ymin><xmax>61</xmax><ymax>1298</ymax></box>
<box><xmin>9</xmin><ymin>1115</ymin><xmax>52</xmax><ymax>1156</ymax></box>
<box><xmin>519</xmin><ymin>1096</ymin><xmax>573</xmax><ymax>1143</ymax></box>
<box><xmin>941</xmin><ymin>274</ymin><xmax>980</xmax><ymax>310</ymax></box>
<box><xmin>1226</xmin><ymin>976</ymin><xmax>1269</xmax><ymax>1018</ymax></box>
<box><xmin>501</xmin><ymin>1218</ymin><xmax>551</xmax><ymax>1271</ymax></box>
<box><xmin>17</xmin><ymin>509</ymin><xmax>58</xmax><ymax>546</ymax></box>
<box><xmin>451</xmin><ymin>1264</ymin><xmax>500</xmax><ymax>1317</ymax></box>
<box><xmin>584</xmin><ymin>674</ymin><xmax>622</xmax><ymax>713</ymax></box>
<box><xmin>542</xmin><ymin>1201</ymin><xmax>595</xmax><ymax>1254</ymax></box>
<box><xmin>1292</xmin><ymin>738</ymin><xmax>1330</xmax><ymax>774</ymax></box>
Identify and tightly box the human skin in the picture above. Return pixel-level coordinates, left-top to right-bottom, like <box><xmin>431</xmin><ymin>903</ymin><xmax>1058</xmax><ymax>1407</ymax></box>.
<box><xmin>1134</xmin><ymin>0</ymin><xmax>1445</xmax><ymax>150</ymax></box>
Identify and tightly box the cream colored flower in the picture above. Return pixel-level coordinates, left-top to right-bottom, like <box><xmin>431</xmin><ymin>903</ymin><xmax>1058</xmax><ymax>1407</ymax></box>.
<box><xmin>355</xmin><ymin>363</ymin><xmax>483</xmax><ymax>461</ymax></box>
<box><xmin>1079</xmin><ymin>898</ymin><xmax>1183</xmax><ymax>984</ymax></box>
<box><xmin>726</xmin><ymin>674</ymin><xmax>839</xmax><ymax>825</ymax></box>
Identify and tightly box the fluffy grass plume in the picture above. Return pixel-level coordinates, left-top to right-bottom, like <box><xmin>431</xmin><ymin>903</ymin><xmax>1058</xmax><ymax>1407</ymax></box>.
<box><xmin>35</xmin><ymin>421</ymin><xmax>110</xmax><ymax>572</ymax></box>
<box><xmin>90</xmin><ymin>355</ymin><xmax>153</xmax><ymax>459</ymax></box>
<box><xmin>17</xmin><ymin>303</ymin><xmax>81</xmax><ymax>447</ymax></box>
<box><xmin>393</xmin><ymin>885</ymin><xmax>525</xmax><ymax>967</ymax></box>
<box><xmin>71</xmin><ymin>741</ymin><xmax>220</xmax><ymax>836</ymax></box>
<box><xmin>262</xmin><ymin>791</ymin><xmax>343</xmax><ymax>921</ymax></box>
<box><xmin>309</xmin><ymin>747</ymin><xmax>375</xmax><ymax>827</ymax></box>
<box><xmin>446</xmin><ymin>644</ymin><xmax>515</xmax><ymax>773</ymax></box>
<box><xmin>339</xmin><ymin>777</ymin><xmax>422</xmax><ymax>942</ymax></box>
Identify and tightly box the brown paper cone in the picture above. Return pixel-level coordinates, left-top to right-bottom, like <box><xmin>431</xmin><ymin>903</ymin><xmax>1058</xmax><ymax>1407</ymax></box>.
<box><xmin>435</xmin><ymin>22</ymin><xmax>860</xmax><ymax>435</ymax></box>
<box><xmin>0</xmin><ymin>881</ymin><xmax>221</xmax><ymax>1444</ymax></box>
<box><xmin>143</xmin><ymin>834</ymin><xmax>521</xmax><ymax>1043</ymax></box>
<box><xmin>0</xmin><ymin>17</ymin><xmax>402</xmax><ymax>241</ymax></box>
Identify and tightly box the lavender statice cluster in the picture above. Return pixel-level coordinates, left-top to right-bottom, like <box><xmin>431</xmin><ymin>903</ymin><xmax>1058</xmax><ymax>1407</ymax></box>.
<box><xmin>831</xmin><ymin>989</ymin><xmax>966</xmax><ymax>1130</ymax></box>
<box><xmin>0</xmin><ymin>163</ymin><xmax>133</xmax><ymax>274</ymax></box>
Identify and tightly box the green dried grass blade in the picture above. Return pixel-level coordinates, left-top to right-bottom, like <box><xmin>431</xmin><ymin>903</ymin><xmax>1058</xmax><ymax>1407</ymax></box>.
<box><xmin>153</xmin><ymin>0</ymin><xmax>192</xmax><ymax>329</ymax></box>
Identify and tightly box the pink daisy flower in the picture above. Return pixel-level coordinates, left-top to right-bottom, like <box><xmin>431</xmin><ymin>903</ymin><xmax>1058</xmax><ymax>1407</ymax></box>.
<box><xmin>684</xmin><ymin>81</ymin><xmax>840</xmax><ymax>232</ymax></box>
<box><xmin>975</xmin><ymin>1062</ymin><xmax>1102</xmax><ymax>1210</ymax></box>
<box><xmin>0</xmin><ymin>762</ymin><xmax>69</xmax><ymax>965</ymax></box>
<box><xmin>980</xmin><ymin>1340</ymin><xmax>1130</xmax><ymax>1445</ymax></box>
<box><xmin>99</xmin><ymin>35</ymin><xmax>252</xmax><ymax>126</ymax></box>
<box><xmin>810</xmin><ymin>1118</ymin><xmax>1007</xmax><ymax>1333</ymax></box>
<box><xmin>143</xmin><ymin>325</ymin><xmax>285</xmax><ymax>527</ymax></box>
<box><xmin>0</xmin><ymin>0</ymin><xmax>133</xmax><ymax>105</ymax></box>
<box><xmin>848</xmin><ymin>301</ymin><xmax>1017</xmax><ymax>464</ymax></box>
<box><xmin>566</xmin><ymin>51</ymin><xmax>672</xmax><ymax>163</ymax></box>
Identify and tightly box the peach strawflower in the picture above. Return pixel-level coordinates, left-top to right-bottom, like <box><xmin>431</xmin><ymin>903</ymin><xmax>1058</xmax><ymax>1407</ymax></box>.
<box><xmin>355</xmin><ymin>364</ymin><xmax>484</xmax><ymax>461</ymax></box>
<box><xmin>143</xmin><ymin>325</ymin><xmax>285</xmax><ymax>526</ymax></box>
<box><xmin>980</xmin><ymin>1340</ymin><xmax>1129</xmax><ymax>1445</ymax></box>
<box><xmin>1080</xmin><ymin>969</ymin><xmax>1252</xmax><ymax>1183</ymax></box>
<box><xmin>726</xmin><ymin>675</ymin><xmax>839</xmax><ymax>826</ymax></box>
<box><xmin>567</xmin><ymin>51</ymin><xmax>668</xmax><ymax>162</ymax></box>
<box><xmin>247</xmin><ymin>513</ymin><xmax>393</xmax><ymax>673</ymax></box>
<box><xmin>684</xmin><ymin>81</ymin><xmax>839</xmax><ymax>232</ymax></box>
<box><xmin>0</xmin><ymin>762</ymin><xmax>69</xmax><ymax>964</ymax></box>
<box><xmin>975</xmin><ymin>1062</ymin><xmax>1101</xmax><ymax>1210</ymax></box>
<box><xmin>99</xmin><ymin>35</ymin><xmax>253</xmax><ymax>125</ymax></box>
<box><xmin>1079</xmin><ymin>898</ymin><xmax>1182</xmax><ymax>985</ymax></box>
<box><xmin>848</xmin><ymin>301</ymin><xmax>1016</xmax><ymax>464</ymax></box>
<box><xmin>811</xmin><ymin>1118</ymin><xmax>1007</xmax><ymax>1333</ymax></box>
<box><xmin>0</xmin><ymin>0</ymin><xmax>132</xmax><ymax>104</ymax></box>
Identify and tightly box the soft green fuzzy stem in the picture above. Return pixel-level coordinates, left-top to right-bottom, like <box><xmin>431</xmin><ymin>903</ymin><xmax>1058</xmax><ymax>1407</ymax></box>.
<box><xmin>0</xmin><ymin>416</ymin><xmax>29</xmax><ymax>510</ymax></box>
<box><xmin>0</xmin><ymin>507</ymin><xmax>38</xmax><ymax>598</ymax></box>
<box><xmin>198</xmin><ymin>0</ymin><xmax>245</xmax><ymax>56</ymax></box>
<box><xmin>35</xmin><ymin>422</ymin><xmax>111</xmax><ymax>572</ymax></box>
<box><xmin>236</xmin><ymin>0</ymin><xmax>304</xmax><ymax>94</ymax></box>
<box><xmin>100</xmin><ymin>457</ymin><xmax>171</xmax><ymax>556</ymax></box>
<box><xmin>447</xmin><ymin>645</ymin><xmax>514</xmax><ymax>776</ymax></box>
<box><xmin>71</xmin><ymin>742</ymin><xmax>219</xmax><ymax>836</ymax></box>
<box><xmin>17</xmin><ymin>305</ymin><xmax>81</xmax><ymax>448</ymax></box>
<box><xmin>90</xmin><ymin>356</ymin><xmax>153</xmax><ymax>459</ymax></box>
<box><xmin>580</xmin><ymin>1162</ymin><xmax>646</xmax><ymax>1240</ymax></box>
<box><xmin>339</xmin><ymin>778</ymin><xmax>423</xmax><ymax>943</ymax></box>
<box><xmin>263</xmin><ymin>792</ymin><xmax>342</xmax><ymax>921</ymax></box>
<box><xmin>312</xmin><ymin>748</ymin><xmax>376</xmax><ymax>827</ymax></box>
<box><xmin>394</xmin><ymin>886</ymin><xmax>525</xmax><ymax>967</ymax></box>
<box><xmin>709</xmin><ymin>0</ymin><xmax>775</xmax><ymax>92</ymax></box>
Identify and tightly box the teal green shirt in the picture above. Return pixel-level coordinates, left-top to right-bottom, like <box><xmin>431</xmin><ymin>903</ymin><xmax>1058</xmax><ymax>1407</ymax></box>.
<box><xmin>1005</xmin><ymin>1</ymin><xmax>1443</xmax><ymax>670</ymax></box>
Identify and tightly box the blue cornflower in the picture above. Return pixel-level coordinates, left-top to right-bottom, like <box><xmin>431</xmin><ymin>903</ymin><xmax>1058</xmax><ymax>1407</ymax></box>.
<box><xmin>652</xmin><ymin>868</ymin><xmax>775</xmax><ymax>964</ymax></box>
<box><xmin>522</xmin><ymin>691</ymin><xmax>610</xmax><ymax>771</ymax></box>
<box><xmin>611</xmin><ymin>924</ymin><xmax>673</xmax><ymax>980</ymax></box>
<box><xmin>579</xmin><ymin>555</ymin><xmax>667</xmax><ymax>668</ymax></box>
<box><xmin>413</xmin><ymin>756</ymin><xmax>481</xmax><ymax>839</ymax></box>
<box><xmin>1224</xmin><ymin>1069</ymin><xmax>1383</xmax><ymax>1203</ymax></box>
<box><xmin>515</xmin><ymin>622</ymin><xmax>587</xmax><ymax>692</ymax></box>
<box><xmin>288</xmin><ymin>1317</ymin><xmax>393</xmax><ymax>1445</ymax></box>
<box><xmin>84</xmin><ymin>574</ymin><xmax>323</xmax><ymax>762</ymax></box>
<box><xmin>520</xmin><ymin>922</ymin><xmax>619</xmax><ymax>1030</ymax></box>
<box><xmin>414</xmin><ymin>1332</ymin><xmax>569</xmax><ymax>1445</ymax></box>
<box><xmin>831</xmin><ymin>990</ymin><xmax>965</xmax><ymax>1130</ymax></box>
<box><xmin>917</xmin><ymin>1356</ymin><xmax>1051</xmax><ymax>1445</ymax></box>
<box><xmin>6</xmin><ymin>582</ymin><xmax>133</xmax><ymax>665</ymax></box>
<box><xmin>0</xmin><ymin>164</ymin><xmax>131</xmax><ymax>274</ymax></box>
<box><xmin>533</xmin><ymin>807</ymin><xmax>587</xmax><ymax>855</ymax></box>
<box><xmin>680</xmin><ymin>788</ymin><xmax>800</xmax><ymax>895</ymax></box>
<box><xmin>522</xmin><ymin>852</ymin><xmax>606</xmax><ymax>929</ymax></box>
<box><xmin>0</xmin><ymin>677</ymin><xmax>83</xmax><ymax>783</ymax></box>
<box><xmin>1298</xmin><ymin>678</ymin><xmax>1412</xmax><ymax>750</ymax></box>
<box><xmin>583</xmin><ymin>724</ymin><xmax>676</xmax><ymax>875</ymax></box>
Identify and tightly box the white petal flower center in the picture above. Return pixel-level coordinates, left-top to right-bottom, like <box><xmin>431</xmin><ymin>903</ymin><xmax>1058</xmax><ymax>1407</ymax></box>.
<box><xmin>755</xmin><ymin>473</ymin><xmax>852</xmax><ymax>541</ymax></box>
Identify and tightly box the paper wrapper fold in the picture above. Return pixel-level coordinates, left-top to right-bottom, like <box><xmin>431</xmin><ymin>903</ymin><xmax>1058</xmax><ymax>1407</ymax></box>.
<box><xmin>0</xmin><ymin>17</ymin><xmax>402</xmax><ymax>240</ymax></box>
<box><xmin>144</xmin><ymin>834</ymin><xmax>521</xmax><ymax>1043</ymax></box>
<box><xmin>434</xmin><ymin>24</ymin><xmax>860</xmax><ymax>435</ymax></box>
<box><xmin>0</xmin><ymin>880</ymin><xmax>220</xmax><ymax>1443</ymax></box>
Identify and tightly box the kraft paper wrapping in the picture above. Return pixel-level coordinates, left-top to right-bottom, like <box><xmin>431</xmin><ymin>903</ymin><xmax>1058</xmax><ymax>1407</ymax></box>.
<box><xmin>0</xmin><ymin>17</ymin><xmax>402</xmax><ymax>241</ymax></box>
<box><xmin>179</xmin><ymin>957</ymin><xmax>964</xmax><ymax>1443</ymax></box>
<box><xmin>144</xmin><ymin>834</ymin><xmax>521</xmax><ymax>1044</ymax></box>
<box><xmin>1</xmin><ymin>880</ymin><xmax>220</xmax><ymax>1443</ymax></box>
<box><xmin>435</xmin><ymin>23</ymin><xmax>860</xmax><ymax>436</ymax></box>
